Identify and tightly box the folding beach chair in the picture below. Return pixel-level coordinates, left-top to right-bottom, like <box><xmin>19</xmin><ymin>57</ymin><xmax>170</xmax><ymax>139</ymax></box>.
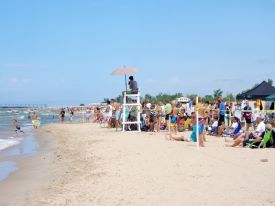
<box><xmin>258</xmin><ymin>130</ymin><xmax>273</xmax><ymax>148</ymax></box>
<box><xmin>249</xmin><ymin>130</ymin><xmax>273</xmax><ymax>149</ymax></box>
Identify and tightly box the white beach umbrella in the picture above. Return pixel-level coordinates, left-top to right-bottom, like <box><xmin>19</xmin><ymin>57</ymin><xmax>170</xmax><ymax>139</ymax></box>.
<box><xmin>111</xmin><ymin>66</ymin><xmax>139</xmax><ymax>91</ymax></box>
<box><xmin>177</xmin><ymin>97</ymin><xmax>190</xmax><ymax>103</ymax></box>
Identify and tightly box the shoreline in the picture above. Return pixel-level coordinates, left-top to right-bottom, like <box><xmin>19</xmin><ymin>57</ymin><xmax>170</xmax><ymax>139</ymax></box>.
<box><xmin>0</xmin><ymin>126</ymin><xmax>57</xmax><ymax>206</ymax></box>
<box><xmin>0</xmin><ymin>123</ymin><xmax>274</xmax><ymax>206</ymax></box>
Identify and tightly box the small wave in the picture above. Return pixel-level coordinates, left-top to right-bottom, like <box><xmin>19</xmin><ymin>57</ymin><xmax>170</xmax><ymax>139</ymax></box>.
<box><xmin>22</xmin><ymin>123</ymin><xmax>33</xmax><ymax>126</ymax></box>
<box><xmin>19</xmin><ymin>115</ymin><xmax>25</xmax><ymax>120</ymax></box>
<box><xmin>0</xmin><ymin>138</ymin><xmax>20</xmax><ymax>151</ymax></box>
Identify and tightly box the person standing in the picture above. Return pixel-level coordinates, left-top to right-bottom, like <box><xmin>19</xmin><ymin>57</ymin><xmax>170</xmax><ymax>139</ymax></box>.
<box><xmin>111</xmin><ymin>99</ymin><xmax>121</xmax><ymax>131</ymax></box>
<box><xmin>165</xmin><ymin>100</ymin><xmax>172</xmax><ymax>131</ymax></box>
<box><xmin>234</xmin><ymin>102</ymin><xmax>242</xmax><ymax>121</ymax></box>
<box><xmin>155</xmin><ymin>102</ymin><xmax>164</xmax><ymax>132</ymax></box>
<box><xmin>218</xmin><ymin>97</ymin><xmax>225</xmax><ymax>125</ymax></box>
<box><xmin>224</xmin><ymin>102</ymin><xmax>231</xmax><ymax>128</ymax></box>
<box><xmin>243</xmin><ymin>101</ymin><xmax>252</xmax><ymax>131</ymax></box>
<box><xmin>31</xmin><ymin>112</ymin><xmax>39</xmax><ymax>129</ymax></box>
<box><xmin>217</xmin><ymin>97</ymin><xmax>225</xmax><ymax>136</ymax></box>
<box><xmin>13</xmin><ymin>117</ymin><xmax>24</xmax><ymax>133</ymax></box>
<box><xmin>60</xmin><ymin>108</ymin><xmax>65</xmax><ymax>122</ymax></box>
<box><xmin>106</xmin><ymin>100</ymin><xmax>113</xmax><ymax>128</ymax></box>
<box><xmin>69</xmin><ymin>108</ymin><xmax>74</xmax><ymax>121</ymax></box>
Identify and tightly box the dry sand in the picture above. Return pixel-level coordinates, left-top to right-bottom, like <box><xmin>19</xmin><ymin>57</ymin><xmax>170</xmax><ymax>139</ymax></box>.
<box><xmin>1</xmin><ymin>123</ymin><xmax>275</xmax><ymax>206</ymax></box>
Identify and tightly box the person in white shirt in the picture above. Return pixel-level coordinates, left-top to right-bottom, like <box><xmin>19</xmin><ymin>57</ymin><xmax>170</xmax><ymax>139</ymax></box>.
<box><xmin>146</xmin><ymin>102</ymin><xmax>151</xmax><ymax>110</ymax></box>
<box><xmin>252</xmin><ymin>102</ymin><xmax>262</xmax><ymax>123</ymax></box>
<box><xmin>106</xmin><ymin>100</ymin><xmax>113</xmax><ymax>128</ymax></box>
<box><xmin>233</xmin><ymin>102</ymin><xmax>242</xmax><ymax>121</ymax></box>
<box><xmin>207</xmin><ymin>117</ymin><xmax>219</xmax><ymax>135</ymax></box>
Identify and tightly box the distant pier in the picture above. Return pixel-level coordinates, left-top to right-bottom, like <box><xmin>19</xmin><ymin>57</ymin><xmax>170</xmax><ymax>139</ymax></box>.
<box><xmin>0</xmin><ymin>104</ymin><xmax>47</xmax><ymax>109</ymax></box>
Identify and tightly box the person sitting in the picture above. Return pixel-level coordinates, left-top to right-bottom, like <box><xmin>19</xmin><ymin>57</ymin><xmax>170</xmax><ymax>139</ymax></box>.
<box><xmin>184</xmin><ymin>115</ymin><xmax>191</xmax><ymax>130</ymax></box>
<box><xmin>223</xmin><ymin>116</ymin><xmax>242</xmax><ymax>138</ymax></box>
<box><xmin>177</xmin><ymin>113</ymin><xmax>185</xmax><ymax>132</ymax></box>
<box><xmin>128</xmin><ymin>76</ymin><xmax>138</xmax><ymax>94</ymax></box>
<box><xmin>208</xmin><ymin>117</ymin><xmax>219</xmax><ymax>135</ymax></box>
<box><xmin>272</xmin><ymin>121</ymin><xmax>275</xmax><ymax>148</ymax></box>
<box><xmin>249</xmin><ymin>123</ymin><xmax>274</xmax><ymax>148</ymax></box>
<box><xmin>165</xmin><ymin>133</ymin><xmax>190</xmax><ymax>141</ymax></box>
<box><xmin>231</xmin><ymin>117</ymin><xmax>242</xmax><ymax>138</ymax></box>
<box><xmin>230</xmin><ymin>116</ymin><xmax>265</xmax><ymax>147</ymax></box>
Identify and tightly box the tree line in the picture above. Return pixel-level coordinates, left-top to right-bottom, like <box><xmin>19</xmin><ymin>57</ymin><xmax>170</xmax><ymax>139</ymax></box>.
<box><xmin>103</xmin><ymin>89</ymin><xmax>235</xmax><ymax>104</ymax></box>
<box><xmin>103</xmin><ymin>78</ymin><xmax>273</xmax><ymax>104</ymax></box>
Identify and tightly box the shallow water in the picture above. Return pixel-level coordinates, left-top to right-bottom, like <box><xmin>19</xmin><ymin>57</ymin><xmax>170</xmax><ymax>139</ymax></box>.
<box><xmin>0</xmin><ymin>107</ymin><xmax>85</xmax><ymax>182</ymax></box>
<box><xmin>0</xmin><ymin>161</ymin><xmax>17</xmax><ymax>181</ymax></box>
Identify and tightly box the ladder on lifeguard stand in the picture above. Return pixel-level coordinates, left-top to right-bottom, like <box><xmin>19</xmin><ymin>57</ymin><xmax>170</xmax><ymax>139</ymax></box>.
<box><xmin>122</xmin><ymin>92</ymin><xmax>141</xmax><ymax>132</ymax></box>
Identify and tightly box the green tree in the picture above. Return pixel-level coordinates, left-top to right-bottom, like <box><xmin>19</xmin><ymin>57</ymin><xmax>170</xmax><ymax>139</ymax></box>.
<box><xmin>155</xmin><ymin>93</ymin><xmax>169</xmax><ymax>103</ymax></box>
<box><xmin>186</xmin><ymin>94</ymin><xmax>197</xmax><ymax>101</ymax></box>
<box><xmin>103</xmin><ymin>98</ymin><xmax>110</xmax><ymax>103</ymax></box>
<box><xmin>115</xmin><ymin>95</ymin><xmax>123</xmax><ymax>103</ymax></box>
<box><xmin>202</xmin><ymin>95</ymin><xmax>214</xmax><ymax>103</ymax></box>
<box><xmin>213</xmin><ymin>89</ymin><xmax>223</xmax><ymax>100</ymax></box>
<box><xmin>144</xmin><ymin>94</ymin><xmax>155</xmax><ymax>102</ymax></box>
<box><xmin>223</xmin><ymin>93</ymin><xmax>236</xmax><ymax>102</ymax></box>
<box><xmin>267</xmin><ymin>78</ymin><xmax>273</xmax><ymax>86</ymax></box>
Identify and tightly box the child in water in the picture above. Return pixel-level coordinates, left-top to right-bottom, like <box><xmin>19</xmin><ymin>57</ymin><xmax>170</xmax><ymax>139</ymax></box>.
<box><xmin>13</xmin><ymin>118</ymin><xmax>24</xmax><ymax>134</ymax></box>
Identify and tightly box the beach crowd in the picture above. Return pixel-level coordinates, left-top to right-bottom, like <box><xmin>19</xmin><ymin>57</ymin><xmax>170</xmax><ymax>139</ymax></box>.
<box><xmin>88</xmin><ymin>95</ymin><xmax>275</xmax><ymax>149</ymax></box>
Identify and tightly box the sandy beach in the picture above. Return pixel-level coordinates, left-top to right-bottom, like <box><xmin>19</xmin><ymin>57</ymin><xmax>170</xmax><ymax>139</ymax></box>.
<box><xmin>1</xmin><ymin>123</ymin><xmax>275</xmax><ymax>206</ymax></box>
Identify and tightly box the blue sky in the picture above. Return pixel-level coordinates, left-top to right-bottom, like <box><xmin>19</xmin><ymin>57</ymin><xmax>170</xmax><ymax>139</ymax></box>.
<box><xmin>0</xmin><ymin>0</ymin><xmax>275</xmax><ymax>105</ymax></box>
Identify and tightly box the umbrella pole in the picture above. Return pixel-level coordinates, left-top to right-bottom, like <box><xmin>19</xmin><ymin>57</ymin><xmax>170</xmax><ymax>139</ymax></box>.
<box><xmin>125</xmin><ymin>74</ymin><xmax>127</xmax><ymax>92</ymax></box>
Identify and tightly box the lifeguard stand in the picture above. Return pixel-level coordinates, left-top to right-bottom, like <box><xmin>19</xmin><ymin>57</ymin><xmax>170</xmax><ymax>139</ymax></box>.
<box><xmin>122</xmin><ymin>92</ymin><xmax>141</xmax><ymax>132</ymax></box>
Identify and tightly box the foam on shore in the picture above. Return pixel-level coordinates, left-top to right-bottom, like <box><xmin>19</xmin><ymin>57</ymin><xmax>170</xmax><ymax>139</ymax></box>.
<box><xmin>0</xmin><ymin>138</ymin><xmax>21</xmax><ymax>151</ymax></box>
